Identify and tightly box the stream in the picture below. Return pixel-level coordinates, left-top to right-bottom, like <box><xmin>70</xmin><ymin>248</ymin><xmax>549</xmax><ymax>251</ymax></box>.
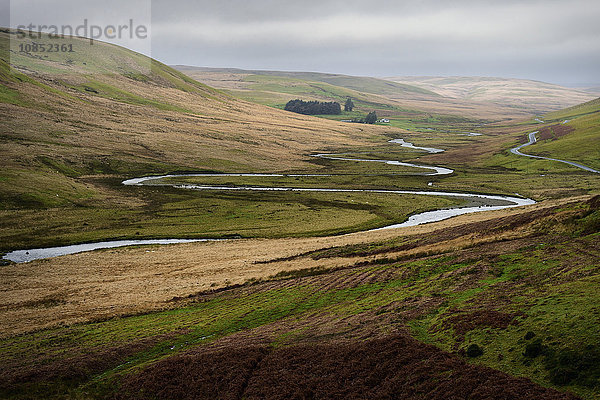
<box><xmin>4</xmin><ymin>138</ymin><xmax>536</xmax><ymax>263</ymax></box>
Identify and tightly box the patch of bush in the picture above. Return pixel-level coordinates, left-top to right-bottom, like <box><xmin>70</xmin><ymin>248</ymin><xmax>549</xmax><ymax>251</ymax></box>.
<box><xmin>544</xmin><ymin>346</ymin><xmax>600</xmax><ymax>387</ymax></box>
<box><xmin>284</xmin><ymin>99</ymin><xmax>341</xmax><ymax>115</ymax></box>
<box><xmin>524</xmin><ymin>331</ymin><xmax>536</xmax><ymax>340</ymax></box>
<box><xmin>524</xmin><ymin>339</ymin><xmax>545</xmax><ymax>358</ymax></box>
<box><xmin>466</xmin><ymin>344</ymin><xmax>484</xmax><ymax>357</ymax></box>
<box><xmin>117</xmin><ymin>335</ymin><xmax>578</xmax><ymax>399</ymax></box>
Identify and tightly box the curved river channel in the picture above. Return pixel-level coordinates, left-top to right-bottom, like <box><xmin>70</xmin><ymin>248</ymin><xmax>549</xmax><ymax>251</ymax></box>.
<box><xmin>4</xmin><ymin>139</ymin><xmax>535</xmax><ymax>263</ymax></box>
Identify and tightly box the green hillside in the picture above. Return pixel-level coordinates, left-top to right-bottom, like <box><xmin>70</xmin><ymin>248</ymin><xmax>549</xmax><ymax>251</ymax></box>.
<box><xmin>526</xmin><ymin>98</ymin><xmax>600</xmax><ymax>170</ymax></box>
<box><xmin>234</xmin><ymin>73</ymin><xmax>397</xmax><ymax>111</ymax></box>
<box><xmin>247</xmin><ymin>69</ymin><xmax>440</xmax><ymax>97</ymax></box>
<box><xmin>544</xmin><ymin>97</ymin><xmax>600</xmax><ymax>121</ymax></box>
<box><xmin>174</xmin><ymin>66</ymin><xmax>527</xmax><ymax>132</ymax></box>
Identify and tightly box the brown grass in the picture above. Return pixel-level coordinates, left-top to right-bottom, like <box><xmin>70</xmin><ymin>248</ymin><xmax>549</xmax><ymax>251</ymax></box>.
<box><xmin>538</xmin><ymin>124</ymin><xmax>575</xmax><ymax>141</ymax></box>
<box><xmin>1</xmin><ymin>70</ymin><xmax>393</xmax><ymax>176</ymax></box>
<box><xmin>116</xmin><ymin>334</ymin><xmax>580</xmax><ymax>400</ymax></box>
<box><xmin>0</xmin><ymin>196</ymin><xmax>586</xmax><ymax>338</ymax></box>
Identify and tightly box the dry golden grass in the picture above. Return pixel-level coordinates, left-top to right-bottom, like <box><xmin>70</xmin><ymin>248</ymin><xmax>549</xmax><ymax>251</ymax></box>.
<box><xmin>178</xmin><ymin>68</ymin><xmax>597</xmax><ymax>124</ymax></box>
<box><xmin>2</xmin><ymin>70</ymin><xmax>396</xmax><ymax>176</ymax></box>
<box><xmin>0</xmin><ymin>196</ymin><xmax>585</xmax><ymax>338</ymax></box>
<box><xmin>386</xmin><ymin>76</ymin><xmax>597</xmax><ymax>114</ymax></box>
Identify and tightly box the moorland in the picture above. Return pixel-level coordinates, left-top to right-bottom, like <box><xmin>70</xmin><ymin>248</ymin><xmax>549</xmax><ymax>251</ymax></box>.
<box><xmin>1</xmin><ymin>29</ymin><xmax>599</xmax><ymax>399</ymax></box>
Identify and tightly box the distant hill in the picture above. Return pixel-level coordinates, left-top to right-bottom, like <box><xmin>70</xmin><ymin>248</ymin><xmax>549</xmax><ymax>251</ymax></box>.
<box><xmin>384</xmin><ymin>76</ymin><xmax>596</xmax><ymax>115</ymax></box>
<box><xmin>174</xmin><ymin>66</ymin><xmax>557</xmax><ymax>127</ymax></box>
<box><xmin>578</xmin><ymin>86</ymin><xmax>600</xmax><ymax>96</ymax></box>
<box><xmin>174</xmin><ymin>66</ymin><xmax>439</xmax><ymax>98</ymax></box>
<box><xmin>175</xmin><ymin>67</ymin><xmax>597</xmax><ymax>125</ymax></box>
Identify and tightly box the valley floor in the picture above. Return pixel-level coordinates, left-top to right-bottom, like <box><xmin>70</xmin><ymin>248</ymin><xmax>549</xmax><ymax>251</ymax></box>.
<box><xmin>1</xmin><ymin>30</ymin><xmax>599</xmax><ymax>399</ymax></box>
<box><xmin>1</xmin><ymin>195</ymin><xmax>598</xmax><ymax>399</ymax></box>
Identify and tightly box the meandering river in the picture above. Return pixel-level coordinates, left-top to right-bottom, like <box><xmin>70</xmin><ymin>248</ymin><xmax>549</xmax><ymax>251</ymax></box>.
<box><xmin>4</xmin><ymin>138</ymin><xmax>536</xmax><ymax>263</ymax></box>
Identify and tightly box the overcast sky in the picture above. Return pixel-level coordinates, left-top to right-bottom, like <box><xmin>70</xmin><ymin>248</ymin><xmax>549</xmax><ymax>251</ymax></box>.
<box><xmin>4</xmin><ymin>0</ymin><xmax>600</xmax><ymax>86</ymax></box>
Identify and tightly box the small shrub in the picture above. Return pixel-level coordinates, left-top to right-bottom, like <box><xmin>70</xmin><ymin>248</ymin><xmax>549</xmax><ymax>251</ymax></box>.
<box><xmin>466</xmin><ymin>344</ymin><xmax>484</xmax><ymax>358</ymax></box>
<box><xmin>524</xmin><ymin>339</ymin><xmax>545</xmax><ymax>358</ymax></box>
<box><xmin>524</xmin><ymin>331</ymin><xmax>536</xmax><ymax>340</ymax></box>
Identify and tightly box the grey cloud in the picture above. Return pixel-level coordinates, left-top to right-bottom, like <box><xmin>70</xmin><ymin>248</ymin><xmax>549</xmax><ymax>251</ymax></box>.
<box><xmin>151</xmin><ymin>0</ymin><xmax>566</xmax><ymax>24</ymax></box>
<box><xmin>150</xmin><ymin>0</ymin><xmax>600</xmax><ymax>86</ymax></box>
<box><xmin>5</xmin><ymin>0</ymin><xmax>600</xmax><ymax>86</ymax></box>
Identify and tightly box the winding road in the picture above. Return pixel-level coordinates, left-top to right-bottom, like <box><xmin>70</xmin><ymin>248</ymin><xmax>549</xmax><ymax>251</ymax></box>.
<box><xmin>510</xmin><ymin>131</ymin><xmax>600</xmax><ymax>174</ymax></box>
<box><xmin>4</xmin><ymin>138</ymin><xmax>536</xmax><ymax>263</ymax></box>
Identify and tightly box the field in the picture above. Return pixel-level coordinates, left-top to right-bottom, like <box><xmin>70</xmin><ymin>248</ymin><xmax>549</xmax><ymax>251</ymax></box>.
<box><xmin>1</xmin><ymin>28</ymin><xmax>600</xmax><ymax>399</ymax></box>
<box><xmin>1</xmin><ymin>196</ymin><xmax>597</xmax><ymax>399</ymax></box>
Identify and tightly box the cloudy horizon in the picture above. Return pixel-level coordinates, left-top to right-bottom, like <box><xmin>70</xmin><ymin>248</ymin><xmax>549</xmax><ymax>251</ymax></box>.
<box><xmin>3</xmin><ymin>0</ymin><xmax>600</xmax><ymax>87</ymax></box>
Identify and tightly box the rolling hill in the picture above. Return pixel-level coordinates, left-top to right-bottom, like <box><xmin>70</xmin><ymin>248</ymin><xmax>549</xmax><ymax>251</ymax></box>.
<box><xmin>173</xmin><ymin>66</ymin><xmax>550</xmax><ymax>125</ymax></box>
<box><xmin>1</xmin><ymin>28</ymin><xmax>410</xmax><ymax>250</ymax></box>
<box><xmin>1</xmin><ymin>30</ymin><xmax>389</xmax><ymax>174</ymax></box>
<box><xmin>385</xmin><ymin>76</ymin><xmax>596</xmax><ymax>115</ymax></box>
<box><xmin>1</xmin><ymin>28</ymin><xmax>599</xmax><ymax>400</ymax></box>
<box><xmin>173</xmin><ymin>66</ymin><xmax>439</xmax><ymax>98</ymax></box>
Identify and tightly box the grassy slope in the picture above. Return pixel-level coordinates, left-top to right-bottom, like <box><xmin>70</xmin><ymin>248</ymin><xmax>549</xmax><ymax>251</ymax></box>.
<box><xmin>174</xmin><ymin>66</ymin><xmax>538</xmax><ymax>127</ymax></box>
<box><xmin>174</xmin><ymin>66</ymin><xmax>438</xmax><ymax>97</ymax></box>
<box><xmin>2</xmin><ymin>29</ymin><xmax>430</xmax><ymax>250</ymax></box>
<box><xmin>483</xmin><ymin>98</ymin><xmax>600</xmax><ymax>172</ymax></box>
<box><xmin>0</xmin><ymin>196</ymin><xmax>597</xmax><ymax>399</ymax></box>
<box><xmin>245</xmin><ymin>69</ymin><xmax>439</xmax><ymax>97</ymax></box>
<box><xmin>175</xmin><ymin>66</ymin><xmax>461</xmax><ymax>131</ymax></box>
<box><xmin>521</xmin><ymin>98</ymin><xmax>600</xmax><ymax>170</ymax></box>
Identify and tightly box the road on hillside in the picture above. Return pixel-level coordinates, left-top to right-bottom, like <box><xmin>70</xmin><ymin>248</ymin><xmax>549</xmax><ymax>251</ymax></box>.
<box><xmin>510</xmin><ymin>131</ymin><xmax>600</xmax><ymax>174</ymax></box>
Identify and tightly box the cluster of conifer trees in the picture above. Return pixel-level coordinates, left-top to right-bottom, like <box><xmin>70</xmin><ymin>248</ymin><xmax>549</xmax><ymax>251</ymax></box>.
<box><xmin>284</xmin><ymin>98</ymin><xmax>377</xmax><ymax>124</ymax></box>
<box><xmin>284</xmin><ymin>99</ymin><xmax>341</xmax><ymax>115</ymax></box>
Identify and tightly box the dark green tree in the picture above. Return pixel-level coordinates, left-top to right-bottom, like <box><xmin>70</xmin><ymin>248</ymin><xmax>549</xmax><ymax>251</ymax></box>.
<box><xmin>284</xmin><ymin>99</ymin><xmax>341</xmax><ymax>115</ymax></box>
<box><xmin>365</xmin><ymin>111</ymin><xmax>378</xmax><ymax>124</ymax></box>
<box><xmin>344</xmin><ymin>98</ymin><xmax>355</xmax><ymax>112</ymax></box>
